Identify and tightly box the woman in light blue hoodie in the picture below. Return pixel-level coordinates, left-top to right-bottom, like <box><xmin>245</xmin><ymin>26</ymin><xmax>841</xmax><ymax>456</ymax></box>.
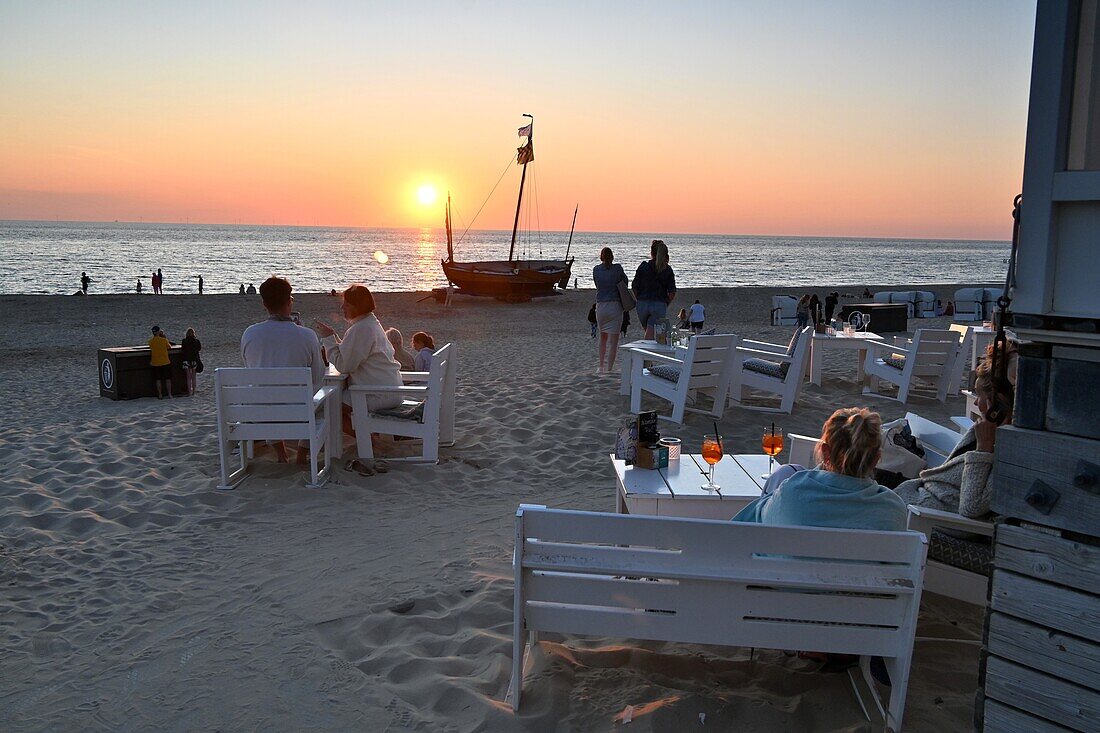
<box><xmin>733</xmin><ymin>408</ymin><xmax>906</xmax><ymax>531</ymax></box>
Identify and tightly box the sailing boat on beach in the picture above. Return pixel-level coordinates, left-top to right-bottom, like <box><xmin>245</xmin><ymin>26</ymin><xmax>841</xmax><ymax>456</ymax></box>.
<box><xmin>441</xmin><ymin>115</ymin><xmax>576</xmax><ymax>300</ymax></box>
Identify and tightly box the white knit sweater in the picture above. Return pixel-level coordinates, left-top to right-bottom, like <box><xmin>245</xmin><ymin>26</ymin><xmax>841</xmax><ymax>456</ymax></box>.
<box><xmin>893</xmin><ymin>428</ymin><xmax>994</xmax><ymax>518</ymax></box>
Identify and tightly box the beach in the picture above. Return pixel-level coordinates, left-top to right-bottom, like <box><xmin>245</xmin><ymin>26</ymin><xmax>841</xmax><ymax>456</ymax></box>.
<box><xmin>1</xmin><ymin>284</ymin><xmax>991</xmax><ymax>731</ymax></box>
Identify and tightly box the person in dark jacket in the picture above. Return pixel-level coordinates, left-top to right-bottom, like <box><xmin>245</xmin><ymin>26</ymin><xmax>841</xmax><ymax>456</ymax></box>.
<box><xmin>824</xmin><ymin>292</ymin><xmax>839</xmax><ymax>322</ymax></box>
<box><xmin>631</xmin><ymin>239</ymin><xmax>676</xmax><ymax>339</ymax></box>
<box><xmin>181</xmin><ymin>327</ymin><xmax>202</xmax><ymax>396</ymax></box>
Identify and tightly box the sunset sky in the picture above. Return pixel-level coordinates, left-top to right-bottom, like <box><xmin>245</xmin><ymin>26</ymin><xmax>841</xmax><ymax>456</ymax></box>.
<box><xmin>1</xmin><ymin>1</ymin><xmax>1036</xmax><ymax>239</ymax></box>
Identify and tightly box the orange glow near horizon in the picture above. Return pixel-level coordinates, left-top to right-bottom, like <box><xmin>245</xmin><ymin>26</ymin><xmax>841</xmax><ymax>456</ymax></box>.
<box><xmin>0</xmin><ymin>3</ymin><xmax>1037</xmax><ymax>240</ymax></box>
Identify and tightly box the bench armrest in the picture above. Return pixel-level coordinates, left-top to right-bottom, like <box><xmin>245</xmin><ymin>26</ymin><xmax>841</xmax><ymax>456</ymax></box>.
<box><xmin>312</xmin><ymin>385</ymin><xmax>339</xmax><ymax>408</ymax></box>
<box><xmin>907</xmin><ymin>505</ymin><xmax>994</xmax><ymax>536</ymax></box>
<box><xmin>740</xmin><ymin>339</ymin><xmax>787</xmax><ymax>354</ymax></box>
<box><xmin>632</xmin><ymin>349</ymin><xmax>683</xmax><ymax>367</ymax></box>
<box><xmin>735</xmin><ymin>346</ymin><xmax>794</xmax><ymax>363</ymax></box>
<box><xmin>400</xmin><ymin>370</ymin><xmax>430</xmax><ymax>383</ymax></box>
<box><xmin>349</xmin><ymin>384</ymin><xmax>429</xmax><ymax>395</ymax></box>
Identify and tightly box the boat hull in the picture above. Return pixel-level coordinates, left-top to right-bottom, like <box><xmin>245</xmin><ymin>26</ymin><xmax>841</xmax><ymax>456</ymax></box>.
<box><xmin>442</xmin><ymin>259</ymin><xmax>573</xmax><ymax>298</ymax></box>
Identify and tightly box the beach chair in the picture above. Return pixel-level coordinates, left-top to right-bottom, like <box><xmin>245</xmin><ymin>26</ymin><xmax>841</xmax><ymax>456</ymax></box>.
<box><xmin>727</xmin><ymin>326</ymin><xmax>813</xmax><ymax>414</ymax></box>
<box><xmin>508</xmin><ymin>505</ymin><xmax>928</xmax><ymax>730</ymax></box>
<box><xmin>349</xmin><ymin>343</ymin><xmax>453</xmax><ymax>463</ymax></box>
<box><xmin>906</xmin><ymin>505</ymin><xmax>993</xmax><ymax>606</ymax></box>
<box><xmin>945</xmin><ymin>323</ymin><xmax>974</xmax><ymax>396</ymax></box>
<box><xmin>787</xmin><ymin>432</ymin><xmax>820</xmax><ymax>467</ymax></box>
<box><xmin>629</xmin><ymin>333</ymin><xmax>738</xmax><ymax>424</ymax></box>
<box><xmin>770</xmin><ymin>295</ymin><xmax>798</xmax><ymax>326</ymax></box>
<box><xmin>952</xmin><ymin>287</ymin><xmax>985</xmax><ymax>322</ymax></box>
<box><xmin>398</xmin><ymin>344</ymin><xmax>457</xmax><ymax>447</ymax></box>
<box><xmin>863</xmin><ymin>328</ymin><xmax>962</xmax><ymax>403</ymax></box>
<box><xmin>215</xmin><ymin>367</ymin><xmax>338</xmax><ymax>489</ymax></box>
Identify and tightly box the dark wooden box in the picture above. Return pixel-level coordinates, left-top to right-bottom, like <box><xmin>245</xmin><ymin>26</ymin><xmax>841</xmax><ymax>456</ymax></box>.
<box><xmin>98</xmin><ymin>346</ymin><xmax>185</xmax><ymax>400</ymax></box>
<box><xmin>839</xmin><ymin>303</ymin><xmax>908</xmax><ymax>333</ymax></box>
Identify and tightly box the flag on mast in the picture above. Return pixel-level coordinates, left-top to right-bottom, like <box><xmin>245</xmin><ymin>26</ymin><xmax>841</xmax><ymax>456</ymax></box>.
<box><xmin>516</xmin><ymin>140</ymin><xmax>534</xmax><ymax>165</ymax></box>
<box><xmin>517</xmin><ymin>123</ymin><xmax>532</xmax><ymax>137</ymax></box>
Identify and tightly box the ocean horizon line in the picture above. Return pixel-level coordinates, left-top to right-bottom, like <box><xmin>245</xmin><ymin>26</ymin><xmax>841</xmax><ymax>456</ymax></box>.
<box><xmin>0</xmin><ymin>218</ymin><xmax>1011</xmax><ymax>245</ymax></box>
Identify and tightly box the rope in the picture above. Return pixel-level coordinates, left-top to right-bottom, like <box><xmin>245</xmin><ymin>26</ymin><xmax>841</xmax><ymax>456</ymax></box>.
<box><xmin>456</xmin><ymin>155</ymin><xmax>515</xmax><ymax>247</ymax></box>
<box><xmin>988</xmin><ymin>193</ymin><xmax>1022</xmax><ymax>423</ymax></box>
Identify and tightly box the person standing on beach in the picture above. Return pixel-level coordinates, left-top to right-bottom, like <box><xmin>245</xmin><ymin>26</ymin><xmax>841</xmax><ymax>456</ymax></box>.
<box><xmin>157</xmin><ymin>268</ymin><xmax>164</xmax><ymax>294</ymax></box>
<box><xmin>80</xmin><ymin>272</ymin><xmax>91</xmax><ymax>294</ymax></box>
<box><xmin>808</xmin><ymin>293</ymin><xmax>822</xmax><ymax>325</ymax></box>
<box><xmin>241</xmin><ymin>277</ymin><xmax>326</xmax><ymax>463</ymax></box>
<box><xmin>593</xmin><ymin>247</ymin><xmax>627</xmax><ymax>373</ymax></box>
<box><xmin>151</xmin><ymin>270</ymin><xmax>159</xmax><ymax>295</ymax></box>
<box><xmin>180</xmin><ymin>327</ymin><xmax>202</xmax><ymax>396</ymax></box>
<box><xmin>148</xmin><ymin>326</ymin><xmax>173</xmax><ymax>399</ymax></box>
<box><xmin>239</xmin><ymin>283</ymin><xmax>246</xmax><ymax>294</ymax></box>
<box><xmin>136</xmin><ymin>279</ymin><xmax>143</xmax><ymax>294</ymax></box>
<box><xmin>796</xmin><ymin>294</ymin><xmax>811</xmax><ymax>328</ymax></box>
<box><xmin>198</xmin><ymin>275</ymin><xmax>204</xmax><ymax>295</ymax></box>
<box><xmin>632</xmin><ymin>239</ymin><xmax>676</xmax><ymax>340</ymax></box>
<box><xmin>824</xmin><ymin>291</ymin><xmax>839</xmax><ymax>323</ymax></box>
<box><xmin>688</xmin><ymin>299</ymin><xmax>705</xmax><ymax>333</ymax></box>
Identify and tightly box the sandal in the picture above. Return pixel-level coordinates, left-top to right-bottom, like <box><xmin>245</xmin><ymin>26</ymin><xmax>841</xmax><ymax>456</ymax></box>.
<box><xmin>344</xmin><ymin>459</ymin><xmax>375</xmax><ymax>476</ymax></box>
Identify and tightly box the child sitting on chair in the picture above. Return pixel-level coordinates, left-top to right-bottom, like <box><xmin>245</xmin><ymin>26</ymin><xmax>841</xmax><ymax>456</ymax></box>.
<box><xmin>412</xmin><ymin>331</ymin><xmax>437</xmax><ymax>372</ymax></box>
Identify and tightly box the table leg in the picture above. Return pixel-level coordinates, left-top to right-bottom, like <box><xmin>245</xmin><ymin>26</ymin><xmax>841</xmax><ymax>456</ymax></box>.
<box><xmin>856</xmin><ymin>348</ymin><xmax>867</xmax><ymax>382</ymax></box>
<box><xmin>810</xmin><ymin>343</ymin><xmax>822</xmax><ymax>386</ymax></box>
<box><xmin>616</xmin><ymin>484</ymin><xmax>627</xmax><ymax>514</ymax></box>
<box><xmin>330</xmin><ymin>383</ymin><xmax>344</xmax><ymax>461</ymax></box>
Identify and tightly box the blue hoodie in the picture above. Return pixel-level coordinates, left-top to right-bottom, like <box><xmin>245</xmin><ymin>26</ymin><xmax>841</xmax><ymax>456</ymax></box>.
<box><xmin>733</xmin><ymin>468</ymin><xmax>906</xmax><ymax>531</ymax></box>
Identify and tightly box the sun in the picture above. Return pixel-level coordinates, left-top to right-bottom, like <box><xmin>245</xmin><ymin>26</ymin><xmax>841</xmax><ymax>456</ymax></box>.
<box><xmin>417</xmin><ymin>184</ymin><xmax>438</xmax><ymax>206</ymax></box>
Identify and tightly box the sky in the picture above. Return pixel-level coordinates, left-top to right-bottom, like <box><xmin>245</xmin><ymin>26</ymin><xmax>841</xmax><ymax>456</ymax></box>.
<box><xmin>0</xmin><ymin>1</ymin><xmax>1036</xmax><ymax>239</ymax></box>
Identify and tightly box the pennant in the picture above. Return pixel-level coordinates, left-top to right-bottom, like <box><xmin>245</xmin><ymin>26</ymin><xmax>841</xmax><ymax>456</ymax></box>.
<box><xmin>517</xmin><ymin>123</ymin><xmax>532</xmax><ymax>137</ymax></box>
<box><xmin>517</xmin><ymin>140</ymin><xmax>534</xmax><ymax>165</ymax></box>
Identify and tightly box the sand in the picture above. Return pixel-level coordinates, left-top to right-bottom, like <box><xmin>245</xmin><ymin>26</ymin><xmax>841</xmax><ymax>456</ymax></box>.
<box><xmin>0</xmin><ymin>284</ymin><xmax>993</xmax><ymax>731</ymax></box>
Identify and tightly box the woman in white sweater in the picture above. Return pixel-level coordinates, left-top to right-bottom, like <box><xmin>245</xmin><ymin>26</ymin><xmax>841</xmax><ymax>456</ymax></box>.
<box><xmin>314</xmin><ymin>284</ymin><xmax>403</xmax><ymax>433</ymax></box>
<box><xmin>894</xmin><ymin>343</ymin><xmax>1017</xmax><ymax>518</ymax></box>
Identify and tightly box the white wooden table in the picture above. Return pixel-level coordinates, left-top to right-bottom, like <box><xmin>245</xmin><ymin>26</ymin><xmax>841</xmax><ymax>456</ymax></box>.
<box><xmin>618</xmin><ymin>339</ymin><xmax>683</xmax><ymax>395</ymax></box>
<box><xmin>809</xmin><ymin>331</ymin><xmax>885</xmax><ymax>386</ymax></box>
<box><xmin>323</xmin><ymin>364</ymin><xmax>347</xmax><ymax>457</ymax></box>
<box><xmin>611</xmin><ymin>453</ymin><xmax>774</xmax><ymax>520</ymax></box>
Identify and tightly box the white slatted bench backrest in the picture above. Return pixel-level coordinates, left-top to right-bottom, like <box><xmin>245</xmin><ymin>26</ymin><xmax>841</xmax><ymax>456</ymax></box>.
<box><xmin>680</xmin><ymin>333</ymin><xmax>737</xmax><ymax>391</ymax></box>
<box><xmin>907</xmin><ymin>329</ymin><xmax>961</xmax><ymax>379</ymax></box>
<box><xmin>514</xmin><ymin>506</ymin><xmax>926</xmax><ymax>659</ymax></box>
<box><xmin>215</xmin><ymin>367</ymin><xmax>317</xmax><ymax>441</ymax></box>
<box><xmin>421</xmin><ymin>343</ymin><xmax>450</xmax><ymax>421</ymax></box>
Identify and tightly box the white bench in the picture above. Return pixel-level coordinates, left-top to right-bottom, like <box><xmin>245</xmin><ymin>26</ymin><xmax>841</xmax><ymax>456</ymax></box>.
<box><xmin>508</xmin><ymin>505</ymin><xmax>928</xmax><ymax>730</ymax></box>
<box><xmin>215</xmin><ymin>367</ymin><xmax>338</xmax><ymax>489</ymax></box>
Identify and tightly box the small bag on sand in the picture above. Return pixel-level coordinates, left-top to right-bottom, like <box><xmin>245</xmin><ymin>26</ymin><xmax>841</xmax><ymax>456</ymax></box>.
<box><xmin>879</xmin><ymin>418</ymin><xmax>927</xmax><ymax>479</ymax></box>
<box><xmin>617</xmin><ymin>281</ymin><xmax>636</xmax><ymax>312</ymax></box>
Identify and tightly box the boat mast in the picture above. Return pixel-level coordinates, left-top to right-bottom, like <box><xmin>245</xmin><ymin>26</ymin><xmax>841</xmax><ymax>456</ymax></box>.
<box><xmin>509</xmin><ymin>114</ymin><xmax>533</xmax><ymax>264</ymax></box>
<box><xmin>564</xmin><ymin>204</ymin><xmax>578</xmax><ymax>262</ymax></box>
<box><xmin>445</xmin><ymin>193</ymin><xmax>453</xmax><ymax>262</ymax></box>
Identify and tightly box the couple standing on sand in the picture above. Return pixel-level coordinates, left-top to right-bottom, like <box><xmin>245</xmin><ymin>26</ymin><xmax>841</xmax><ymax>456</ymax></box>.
<box><xmin>593</xmin><ymin>239</ymin><xmax>677</xmax><ymax>373</ymax></box>
<box><xmin>239</xmin><ymin>276</ymin><xmax>408</xmax><ymax>466</ymax></box>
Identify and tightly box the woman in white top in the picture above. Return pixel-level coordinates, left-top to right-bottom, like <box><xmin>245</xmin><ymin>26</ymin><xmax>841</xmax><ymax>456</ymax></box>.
<box><xmin>314</xmin><ymin>284</ymin><xmax>403</xmax><ymax>433</ymax></box>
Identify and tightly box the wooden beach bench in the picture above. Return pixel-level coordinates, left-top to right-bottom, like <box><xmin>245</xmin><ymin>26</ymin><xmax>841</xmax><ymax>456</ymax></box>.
<box><xmin>508</xmin><ymin>505</ymin><xmax>928</xmax><ymax>731</ymax></box>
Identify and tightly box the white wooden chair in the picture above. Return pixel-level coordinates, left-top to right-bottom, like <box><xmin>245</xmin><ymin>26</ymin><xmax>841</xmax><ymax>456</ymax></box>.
<box><xmin>398</xmin><ymin>344</ymin><xmax>457</xmax><ymax>447</ymax></box>
<box><xmin>787</xmin><ymin>432</ymin><xmax>820</xmax><ymax>467</ymax></box>
<box><xmin>906</xmin><ymin>505</ymin><xmax>993</xmax><ymax>606</ymax></box>
<box><xmin>863</xmin><ymin>329</ymin><xmax>962</xmax><ymax>403</ymax></box>
<box><xmin>728</xmin><ymin>326</ymin><xmax>813</xmax><ymax>414</ymax></box>
<box><xmin>508</xmin><ymin>505</ymin><xmax>928</xmax><ymax>730</ymax></box>
<box><xmin>945</xmin><ymin>323</ymin><xmax>974</xmax><ymax>396</ymax></box>
<box><xmin>903</xmin><ymin>411</ymin><xmax>963</xmax><ymax>468</ymax></box>
<box><xmin>215</xmin><ymin>367</ymin><xmax>338</xmax><ymax>489</ymax></box>
<box><xmin>629</xmin><ymin>333</ymin><xmax>737</xmax><ymax>424</ymax></box>
<box><xmin>349</xmin><ymin>343</ymin><xmax>453</xmax><ymax>463</ymax></box>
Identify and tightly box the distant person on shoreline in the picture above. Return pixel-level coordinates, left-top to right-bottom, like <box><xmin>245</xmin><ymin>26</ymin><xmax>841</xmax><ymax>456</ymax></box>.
<box><xmin>824</xmin><ymin>291</ymin><xmax>839</xmax><ymax>323</ymax></box>
<box><xmin>862</xmin><ymin>287</ymin><xmax>873</xmax><ymax>299</ymax></box>
<box><xmin>80</xmin><ymin>271</ymin><xmax>91</xmax><ymax>294</ymax></box>
<box><xmin>157</xmin><ymin>268</ymin><xmax>164</xmax><ymax>294</ymax></box>
<box><xmin>795</xmin><ymin>294</ymin><xmax>811</xmax><ymax>328</ymax></box>
<box><xmin>632</xmin><ymin>239</ymin><xmax>675</xmax><ymax>340</ymax></box>
<box><xmin>181</xmin><ymin>327</ymin><xmax>202</xmax><ymax>396</ymax></box>
<box><xmin>241</xmin><ymin>276</ymin><xmax>326</xmax><ymax>463</ymax></box>
<box><xmin>151</xmin><ymin>270</ymin><xmax>159</xmax><ymax>295</ymax></box>
<box><xmin>136</xmin><ymin>279</ymin><xmax>143</xmax><ymax>294</ymax></box>
<box><xmin>246</xmin><ymin>283</ymin><xmax>257</xmax><ymax>294</ymax></box>
<box><xmin>198</xmin><ymin>275</ymin><xmax>204</xmax><ymax>295</ymax></box>
<box><xmin>148</xmin><ymin>326</ymin><xmax>173</xmax><ymax>400</ymax></box>
<box><xmin>593</xmin><ymin>246</ymin><xmax>628</xmax><ymax>373</ymax></box>
<box><xmin>385</xmin><ymin>327</ymin><xmax>416</xmax><ymax>370</ymax></box>
<box><xmin>239</xmin><ymin>283</ymin><xmax>246</xmax><ymax>294</ymax></box>
<box><xmin>688</xmin><ymin>299</ymin><xmax>705</xmax><ymax>333</ymax></box>
<box><xmin>808</xmin><ymin>293</ymin><xmax>821</xmax><ymax>325</ymax></box>
<box><xmin>944</xmin><ymin>300</ymin><xmax>955</xmax><ymax>317</ymax></box>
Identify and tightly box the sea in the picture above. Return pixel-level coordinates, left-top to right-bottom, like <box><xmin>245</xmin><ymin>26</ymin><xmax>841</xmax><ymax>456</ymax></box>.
<box><xmin>0</xmin><ymin>220</ymin><xmax>1011</xmax><ymax>295</ymax></box>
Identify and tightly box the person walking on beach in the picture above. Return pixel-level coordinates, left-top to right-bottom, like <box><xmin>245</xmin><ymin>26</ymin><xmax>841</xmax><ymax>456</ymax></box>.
<box><xmin>80</xmin><ymin>272</ymin><xmax>91</xmax><ymax>294</ymax></box>
<box><xmin>156</xmin><ymin>268</ymin><xmax>164</xmax><ymax>294</ymax></box>
<box><xmin>593</xmin><ymin>246</ymin><xmax>628</xmax><ymax>373</ymax></box>
<box><xmin>688</xmin><ymin>299</ymin><xmax>705</xmax><ymax>333</ymax></box>
<box><xmin>632</xmin><ymin>239</ymin><xmax>676</xmax><ymax>340</ymax></box>
<box><xmin>148</xmin><ymin>326</ymin><xmax>173</xmax><ymax>399</ymax></box>
<box><xmin>198</xmin><ymin>275</ymin><xmax>204</xmax><ymax>295</ymax></box>
<box><xmin>809</xmin><ymin>293</ymin><xmax>822</xmax><ymax>325</ymax></box>
<box><xmin>151</xmin><ymin>270</ymin><xmax>159</xmax><ymax>295</ymax></box>
<box><xmin>136</xmin><ymin>279</ymin><xmax>143</xmax><ymax>294</ymax></box>
<box><xmin>241</xmin><ymin>277</ymin><xmax>326</xmax><ymax>463</ymax></box>
<box><xmin>824</xmin><ymin>291</ymin><xmax>839</xmax><ymax>323</ymax></box>
<box><xmin>180</xmin><ymin>327</ymin><xmax>202</xmax><ymax>396</ymax></box>
<box><xmin>796</xmin><ymin>294</ymin><xmax>811</xmax><ymax>328</ymax></box>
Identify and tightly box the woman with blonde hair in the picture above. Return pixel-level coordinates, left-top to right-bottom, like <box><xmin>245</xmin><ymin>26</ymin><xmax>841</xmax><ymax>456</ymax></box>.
<box><xmin>733</xmin><ymin>407</ymin><xmax>906</xmax><ymax>531</ymax></box>
<box><xmin>631</xmin><ymin>239</ymin><xmax>676</xmax><ymax>340</ymax></box>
